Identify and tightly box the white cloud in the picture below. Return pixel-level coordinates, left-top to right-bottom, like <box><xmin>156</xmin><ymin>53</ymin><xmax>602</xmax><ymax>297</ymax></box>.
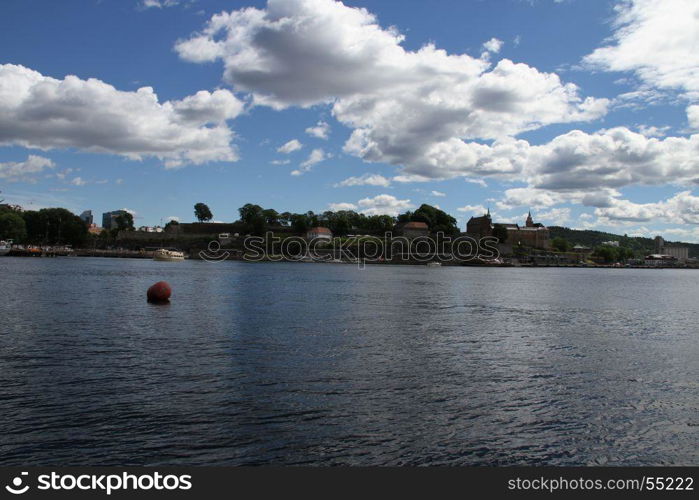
<box><xmin>431</xmin><ymin>190</ymin><xmax>446</xmax><ymax>197</ymax></box>
<box><xmin>536</xmin><ymin>207</ymin><xmax>571</xmax><ymax>225</ymax></box>
<box><xmin>465</xmin><ymin>177</ymin><xmax>488</xmax><ymax>187</ymax></box>
<box><xmin>270</xmin><ymin>159</ymin><xmax>291</xmax><ymax>165</ymax></box>
<box><xmin>335</xmin><ymin>173</ymin><xmax>391</xmax><ymax>187</ymax></box>
<box><xmin>172</xmin><ymin>89</ymin><xmax>244</xmax><ymax>124</ymax></box>
<box><xmin>688</xmin><ymin>105</ymin><xmax>699</xmax><ymax>129</ymax></box>
<box><xmin>166</xmin><ymin>216</ymin><xmax>180</xmax><ymax>222</ymax></box>
<box><xmin>177</xmin><ymin>0</ymin><xmax>608</xmax><ymax>179</ymax></box>
<box><xmin>357</xmin><ymin>194</ymin><xmax>413</xmax><ymax>216</ymax></box>
<box><xmin>595</xmin><ymin>191</ymin><xmax>699</xmax><ymax>225</ymax></box>
<box><xmin>583</xmin><ymin>0</ymin><xmax>699</xmax><ymax>100</ymax></box>
<box><xmin>482</xmin><ymin>37</ymin><xmax>504</xmax><ymax>54</ymax></box>
<box><xmin>457</xmin><ymin>204</ymin><xmax>488</xmax><ymax>215</ymax></box>
<box><xmin>277</xmin><ymin>139</ymin><xmax>302</xmax><ymax>153</ymax></box>
<box><xmin>293</xmin><ymin>148</ymin><xmax>330</xmax><ymax>175</ymax></box>
<box><xmin>328</xmin><ymin>202</ymin><xmax>357</xmax><ymax>211</ymax></box>
<box><xmin>141</xmin><ymin>0</ymin><xmax>182</xmax><ymax>8</ymax></box>
<box><xmin>305</xmin><ymin>120</ymin><xmax>331</xmax><ymax>139</ymax></box>
<box><xmin>55</xmin><ymin>168</ymin><xmax>73</xmax><ymax>181</ymax></box>
<box><xmin>496</xmin><ymin>188</ymin><xmax>568</xmax><ymax>210</ymax></box>
<box><xmin>636</xmin><ymin>124</ymin><xmax>670</xmax><ymax>137</ymax></box>
<box><xmin>70</xmin><ymin>176</ymin><xmax>86</xmax><ymax>187</ymax></box>
<box><xmin>0</xmin><ymin>64</ymin><xmax>242</xmax><ymax>168</ymax></box>
<box><xmin>0</xmin><ymin>155</ymin><xmax>55</xmax><ymax>183</ymax></box>
<box><xmin>523</xmin><ymin>128</ymin><xmax>699</xmax><ymax>191</ymax></box>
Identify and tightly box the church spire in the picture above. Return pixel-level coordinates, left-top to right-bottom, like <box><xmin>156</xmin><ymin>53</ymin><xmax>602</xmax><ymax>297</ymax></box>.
<box><xmin>526</xmin><ymin>210</ymin><xmax>534</xmax><ymax>227</ymax></box>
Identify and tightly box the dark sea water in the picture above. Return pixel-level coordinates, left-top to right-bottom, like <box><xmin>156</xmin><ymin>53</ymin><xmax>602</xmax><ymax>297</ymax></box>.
<box><xmin>0</xmin><ymin>257</ymin><xmax>697</xmax><ymax>466</ymax></box>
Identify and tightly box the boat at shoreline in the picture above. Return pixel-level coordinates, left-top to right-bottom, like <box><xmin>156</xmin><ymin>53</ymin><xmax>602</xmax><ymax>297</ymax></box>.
<box><xmin>153</xmin><ymin>248</ymin><xmax>185</xmax><ymax>261</ymax></box>
<box><xmin>0</xmin><ymin>240</ymin><xmax>13</xmax><ymax>256</ymax></box>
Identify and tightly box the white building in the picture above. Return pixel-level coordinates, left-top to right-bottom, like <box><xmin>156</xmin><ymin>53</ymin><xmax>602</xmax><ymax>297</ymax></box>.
<box><xmin>306</xmin><ymin>227</ymin><xmax>333</xmax><ymax>241</ymax></box>
<box><xmin>654</xmin><ymin>236</ymin><xmax>689</xmax><ymax>262</ymax></box>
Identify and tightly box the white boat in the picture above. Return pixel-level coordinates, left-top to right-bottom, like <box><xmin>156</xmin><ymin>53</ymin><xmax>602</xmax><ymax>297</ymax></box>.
<box><xmin>153</xmin><ymin>248</ymin><xmax>185</xmax><ymax>261</ymax></box>
<box><xmin>0</xmin><ymin>239</ymin><xmax>13</xmax><ymax>256</ymax></box>
<box><xmin>426</xmin><ymin>261</ymin><xmax>442</xmax><ymax>267</ymax></box>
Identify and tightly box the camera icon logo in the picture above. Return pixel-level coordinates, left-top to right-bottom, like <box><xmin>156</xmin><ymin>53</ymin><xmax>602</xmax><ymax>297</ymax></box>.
<box><xmin>5</xmin><ymin>472</ymin><xmax>29</xmax><ymax>495</ymax></box>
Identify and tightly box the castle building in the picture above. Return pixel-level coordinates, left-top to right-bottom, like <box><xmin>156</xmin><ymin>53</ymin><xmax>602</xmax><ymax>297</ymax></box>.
<box><xmin>466</xmin><ymin>210</ymin><xmax>550</xmax><ymax>250</ymax></box>
<box><xmin>465</xmin><ymin>209</ymin><xmax>493</xmax><ymax>239</ymax></box>
<box><xmin>503</xmin><ymin>211</ymin><xmax>550</xmax><ymax>250</ymax></box>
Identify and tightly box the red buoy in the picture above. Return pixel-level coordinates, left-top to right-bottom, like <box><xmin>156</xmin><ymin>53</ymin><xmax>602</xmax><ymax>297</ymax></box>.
<box><xmin>147</xmin><ymin>281</ymin><xmax>171</xmax><ymax>303</ymax></box>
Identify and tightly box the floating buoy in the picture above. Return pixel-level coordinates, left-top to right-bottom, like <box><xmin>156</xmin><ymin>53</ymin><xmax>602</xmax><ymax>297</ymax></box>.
<box><xmin>147</xmin><ymin>281</ymin><xmax>171</xmax><ymax>303</ymax></box>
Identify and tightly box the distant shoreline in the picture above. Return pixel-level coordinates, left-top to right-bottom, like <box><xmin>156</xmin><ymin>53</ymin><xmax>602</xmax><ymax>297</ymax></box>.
<box><xmin>2</xmin><ymin>253</ymin><xmax>697</xmax><ymax>270</ymax></box>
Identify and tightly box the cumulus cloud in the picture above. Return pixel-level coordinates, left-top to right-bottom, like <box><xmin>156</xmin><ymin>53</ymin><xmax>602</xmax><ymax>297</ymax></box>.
<box><xmin>482</xmin><ymin>37</ymin><xmax>504</xmax><ymax>54</ymax></box>
<box><xmin>0</xmin><ymin>155</ymin><xmax>55</xmax><ymax>183</ymax></box>
<box><xmin>335</xmin><ymin>173</ymin><xmax>391</xmax><ymax>187</ymax></box>
<box><xmin>357</xmin><ymin>194</ymin><xmax>413</xmax><ymax>215</ymax></box>
<box><xmin>583</xmin><ymin>0</ymin><xmax>699</xmax><ymax>100</ymax></box>
<box><xmin>305</xmin><ymin>120</ymin><xmax>331</xmax><ymax>139</ymax></box>
<box><xmin>277</xmin><ymin>139</ymin><xmax>302</xmax><ymax>153</ymax></box>
<box><xmin>476</xmin><ymin>127</ymin><xmax>699</xmax><ymax>212</ymax></box>
<box><xmin>536</xmin><ymin>207</ymin><xmax>571</xmax><ymax>225</ymax></box>
<box><xmin>431</xmin><ymin>190</ymin><xmax>446</xmax><ymax>197</ymax></box>
<box><xmin>595</xmin><ymin>191</ymin><xmax>699</xmax><ymax>225</ymax></box>
<box><xmin>457</xmin><ymin>204</ymin><xmax>488</xmax><ymax>215</ymax></box>
<box><xmin>688</xmin><ymin>105</ymin><xmax>699</xmax><ymax>129</ymax></box>
<box><xmin>523</xmin><ymin>128</ymin><xmax>699</xmax><ymax>191</ymax></box>
<box><xmin>70</xmin><ymin>176</ymin><xmax>87</xmax><ymax>187</ymax></box>
<box><xmin>328</xmin><ymin>202</ymin><xmax>357</xmax><ymax>211</ymax></box>
<box><xmin>327</xmin><ymin>194</ymin><xmax>414</xmax><ymax>215</ymax></box>
<box><xmin>176</xmin><ymin>0</ymin><xmax>608</xmax><ymax>179</ymax></box>
<box><xmin>0</xmin><ymin>64</ymin><xmax>242</xmax><ymax>168</ymax></box>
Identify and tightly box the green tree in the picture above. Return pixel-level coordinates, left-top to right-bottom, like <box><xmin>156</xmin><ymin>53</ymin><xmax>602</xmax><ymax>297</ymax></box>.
<box><xmin>262</xmin><ymin>209</ymin><xmax>280</xmax><ymax>226</ymax></box>
<box><xmin>593</xmin><ymin>246</ymin><xmax>616</xmax><ymax>263</ymax></box>
<box><xmin>366</xmin><ymin>214</ymin><xmax>395</xmax><ymax>233</ymax></box>
<box><xmin>238</xmin><ymin>203</ymin><xmax>266</xmax><ymax>235</ymax></box>
<box><xmin>114</xmin><ymin>212</ymin><xmax>134</xmax><ymax>231</ymax></box>
<box><xmin>21</xmin><ymin>208</ymin><xmax>87</xmax><ymax>247</ymax></box>
<box><xmin>164</xmin><ymin>219</ymin><xmax>180</xmax><ymax>232</ymax></box>
<box><xmin>279</xmin><ymin>211</ymin><xmax>293</xmax><ymax>226</ymax></box>
<box><xmin>404</xmin><ymin>204</ymin><xmax>460</xmax><ymax>236</ymax></box>
<box><xmin>0</xmin><ymin>211</ymin><xmax>27</xmax><ymax>241</ymax></box>
<box><xmin>492</xmin><ymin>224</ymin><xmax>508</xmax><ymax>244</ymax></box>
<box><xmin>551</xmin><ymin>237</ymin><xmax>570</xmax><ymax>252</ymax></box>
<box><xmin>194</xmin><ymin>203</ymin><xmax>213</xmax><ymax>222</ymax></box>
<box><xmin>290</xmin><ymin>213</ymin><xmax>310</xmax><ymax>234</ymax></box>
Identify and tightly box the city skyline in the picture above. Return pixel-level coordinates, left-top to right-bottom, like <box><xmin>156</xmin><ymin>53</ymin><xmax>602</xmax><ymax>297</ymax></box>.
<box><xmin>1</xmin><ymin>0</ymin><xmax>699</xmax><ymax>241</ymax></box>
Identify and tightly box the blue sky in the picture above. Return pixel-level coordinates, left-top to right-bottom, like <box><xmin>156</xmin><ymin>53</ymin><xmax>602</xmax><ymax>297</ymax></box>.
<box><xmin>1</xmin><ymin>0</ymin><xmax>698</xmax><ymax>240</ymax></box>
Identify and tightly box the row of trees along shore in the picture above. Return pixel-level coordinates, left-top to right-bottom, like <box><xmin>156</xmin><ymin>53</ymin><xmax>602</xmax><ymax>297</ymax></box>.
<box><xmin>191</xmin><ymin>202</ymin><xmax>462</xmax><ymax>237</ymax></box>
<box><xmin>3</xmin><ymin>200</ymin><xmax>692</xmax><ymax>260</ymax></box>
